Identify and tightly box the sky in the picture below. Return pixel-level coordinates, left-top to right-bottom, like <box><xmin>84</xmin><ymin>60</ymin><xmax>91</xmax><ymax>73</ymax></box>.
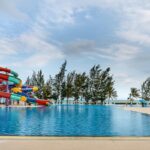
<box><xmin>0</xmin><ymin>0</ymin><xmax>149</xmax><ymax>99</ymax></box>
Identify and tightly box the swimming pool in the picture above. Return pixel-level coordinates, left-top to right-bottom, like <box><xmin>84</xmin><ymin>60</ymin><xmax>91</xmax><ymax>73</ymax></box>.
<box><xmin>0</xmin><ymin>105</ymin><xmax>150</xmax><ymax>136</ymax></box>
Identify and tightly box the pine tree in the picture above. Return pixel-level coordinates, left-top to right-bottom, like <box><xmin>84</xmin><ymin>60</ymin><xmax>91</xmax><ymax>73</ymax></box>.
<box><xmin>141</xmin><ymin>78</ymin><xmax>150</xmax><ymax>100</ymax></box>
<box><xmin>65</xmin><ymin>71</ymin><xmax>75</xmax><ymax>104</ymax></box>
<box><xmin>73</xmin><ymin>72</ymin><xmax>87</xmax><ymax>103</ymax></box>
<box><xmin>88</xmin><ymin>65</ymin><xmax>117</xmax><ymax>104</ymax></box>
<box><xmin>25</xmin><ymin>76</ymin><xmax>31</xmax><ymax>85</ymax></box>
<box><xmin>53</xmin><ymin>61</ymin><xmax>67</xmax><ymax>103</ymax></box>
<box><xmin>42</xmin><ymin>78</ymin><xmax>52</xmax><ymax>99</ymax></box>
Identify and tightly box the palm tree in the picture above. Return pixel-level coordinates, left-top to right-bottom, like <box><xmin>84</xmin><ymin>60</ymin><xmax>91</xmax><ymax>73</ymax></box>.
<box><xmin>129</xmin><ymin>88</ymin><xmax>140</xmax><ymax>105</ymax></box>
<box><xmin>107</xmin><ymin>86</ymin><xmax>117</xmax><ymax>104</ymax></box>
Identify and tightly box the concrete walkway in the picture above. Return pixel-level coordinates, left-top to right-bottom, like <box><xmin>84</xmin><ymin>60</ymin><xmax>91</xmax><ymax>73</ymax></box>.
<box><xmin>124</xmin><ymin>107</ymin><xmax>150</xmax><ymax>115</ymax></box>
<box><xmin>0</xmin><ymin>137</ymin><xmax>150</xmax><ymax>150</ymax></box>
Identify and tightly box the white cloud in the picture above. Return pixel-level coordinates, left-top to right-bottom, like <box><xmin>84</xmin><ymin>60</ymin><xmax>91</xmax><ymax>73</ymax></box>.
<box><xmin>98</xmin><ymin>44</ymin><xmax>140</xmax><ymax>61</ymax></box>
<box><xmin>0</xmin><ymin>33</ymin><xmax>64</xmax><ymax>68</ymax></box>
<box><xmin>0</xmin><ymin>38</ymin><xmax>18</xmax><ymax>55</ymax></box>
<box><xmin>0</xmin><ymin>0</ymin><xmax>29</xmax><ymax>21</ymax></box>
<box><xmin>0</xmin><ymin>0</ymin><xmax>66</xmax><ymax>69</ymax></box>
<box><xmin>118</xmin><ymin>31</ymin><xmax>150</xmax><ymax>45</ymax></box>
<box><xmin>115</xmin><ymin>73</ymin><xmax>137</xmax><ymax>85</ymax></box>
<box><xmin>111</xmin><ymin>44</ymin><xmax>140</xmax><ymax>60</ymax></box>
<box><xmin>19</xmin><ymin>34</ymin><xmax>64</xmax><ymax>68</ymax></box>
<box><xmin>64</xmin><ymin>39</ymin><xmax>96</xmax><ymax>55</ymax></box>
<box><xmin>65</xmin><ymin>39</ymin><xmax>140</xmax><ymax>61</ymax></box>
<box><xmin>117</xmin><ymin>4</ymin><xmax>150</xmax><ymax>46</ymax></box>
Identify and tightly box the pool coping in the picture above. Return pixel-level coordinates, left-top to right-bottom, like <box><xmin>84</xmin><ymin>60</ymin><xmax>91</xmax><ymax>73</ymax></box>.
<box><xmin>0</xmin><ymin>136</ymin><xmax>150</xmax><ymax>141</ymax></box>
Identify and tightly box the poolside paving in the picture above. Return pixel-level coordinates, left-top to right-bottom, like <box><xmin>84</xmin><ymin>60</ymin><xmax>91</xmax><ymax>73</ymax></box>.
<box><xmin>0</xmin><ymin>137</ymin><xmax>150</xmax><ymax>150</ymax></box>
<box><xmin>124</xmin><ymin>107</ymin><xmax>150</xmax><ymax>115</ymax></box>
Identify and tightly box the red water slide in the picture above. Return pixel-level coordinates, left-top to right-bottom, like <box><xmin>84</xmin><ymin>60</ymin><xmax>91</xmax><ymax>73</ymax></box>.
<box><xmin>0</xmin><ymin>67</ymin><xmax>11</xmax><ymax>74</ymax></box>
<box><xmin>0</xmin><ymin>74</ymin><xmax>9</xmax><ymax>81</ymax></box>
<box><xmin>0</xmin><ymin>85</ymin><xmax>7</xmax><ymax>91</ymax></box>
<box><xmin>36</xmin><ymin>99</ymin><xmax>49</xmax><ymax>105</ymax></box>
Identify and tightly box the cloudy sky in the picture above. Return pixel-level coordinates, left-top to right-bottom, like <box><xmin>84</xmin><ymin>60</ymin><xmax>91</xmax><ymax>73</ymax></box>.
<box><xmin>0</xmin><ymin>0</ymin><xmax>149</xmax><ymax>99</ymax></box>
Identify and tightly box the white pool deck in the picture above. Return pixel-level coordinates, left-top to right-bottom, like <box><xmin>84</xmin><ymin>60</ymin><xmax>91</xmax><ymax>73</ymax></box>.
<box><xmin>0</xmin><ymin>136</ymin><xmax>150</xmax><ymax>150</ymax></box>
<box><xmin>123</xmin><ymin>106</ymin><xmax>150</xmax><ymax>115</ymax></box>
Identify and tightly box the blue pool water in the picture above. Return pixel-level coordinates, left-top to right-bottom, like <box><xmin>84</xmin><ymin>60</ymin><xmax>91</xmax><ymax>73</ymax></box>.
<box><xmin>0</xmin><ymin>105</ymin><xmax>150</xmax><ymax>136</ymax></box>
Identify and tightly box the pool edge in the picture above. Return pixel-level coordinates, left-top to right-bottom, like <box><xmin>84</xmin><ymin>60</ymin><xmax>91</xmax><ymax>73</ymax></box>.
<box><xmin>0</xmin><ymin>136</ymin><xmax>150</xmax><ymax>140</ymax></box>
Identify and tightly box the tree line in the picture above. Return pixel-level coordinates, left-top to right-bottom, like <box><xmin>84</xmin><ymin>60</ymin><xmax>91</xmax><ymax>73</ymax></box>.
<box><xmin>25</xmin><ymin>61</ymin><xmax>117</xmax><ymax>104</ymax></box>
<box><xmin>129</xmin><ymin>77</ymin><xmax>150</xmax><ymax>101</ymax></box>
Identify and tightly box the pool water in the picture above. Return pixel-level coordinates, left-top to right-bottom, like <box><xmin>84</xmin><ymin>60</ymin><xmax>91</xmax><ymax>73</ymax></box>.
<box><xmin>0</xmin><ymin>105</ymin><xmax>150</xmax><ymax>136</ymax></box>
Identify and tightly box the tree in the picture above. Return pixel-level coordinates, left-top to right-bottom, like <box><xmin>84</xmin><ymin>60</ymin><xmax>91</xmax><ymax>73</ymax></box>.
<box><xmin>73</xmin><ymin>72</ymin><xmax>87</xmax><ymax>104</ymax></box>
<box><xmin>25</xmin><ymin>76</ymin><xmax>31</xmax><ymax>85</ymax></box>
<box><xmin>141</xmin><ymin>78</ymin><xmax>150</xmax><ymax>100</ymax></box>
<box><xmin>60</xmin><ymin>81</ymin><xmax>66</xmax><ymax>104</ymax></box>
<box><xmin>42</xmin><ymin>77</ymin><xmax>52</xmax><ymax>99</ymax></box>
<box><xmin>65</xmin><ymin>71</ymin><xmax>75</xmax><ymax>104</ymax></box>
<box><xmin>128</xmin><ymin>88</ymin><xmax>140</xmax><ymax>105</ymax></box>
<box><xmin>30</xmin><ymin>71</ymin><xmax>37</xmax><ymax>86</ymax></box>
<box><xmin>106</xmin><ymin>81</ymin><xmax>117</xmax><ymax>103</ymax></box>
<box><xmin>88</xmin><ymin>65</ymin><xmax>116</xmax><ymax>104</ymax></box>
<box><xmin>27</xmin><ymin>70</ymin><xmax>45</xmax><ymax>99</ymax></box>
<box><xmin>89</xmin><ymin>65</ymin><xmax>102</xmax><ymax>104</ymax></box>
<box><xmin>130</xmin><ymin>88</ymin><xmax>140</xmax><ymax>99</ymax></box>
<box><xmin>53</xmin><ymin>61</ymin><xmax>67</xmax><ymax>103</ymax></box>
<box><xmin>82</xmin><ymin>77</ymin><xmax>91</xmax><ymax>104</ymax></box>
<box><xmin>35</xmin><ymin>70</ymin><xmax>45</xmax><ymax>99</ymax></box>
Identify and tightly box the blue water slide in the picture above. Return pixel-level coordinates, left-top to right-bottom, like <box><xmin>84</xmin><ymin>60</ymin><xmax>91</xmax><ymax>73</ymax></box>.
<box><xmin>139</xmin><ymin>99</ymin><xmax>147</xmax><ymax>104</ymax></box>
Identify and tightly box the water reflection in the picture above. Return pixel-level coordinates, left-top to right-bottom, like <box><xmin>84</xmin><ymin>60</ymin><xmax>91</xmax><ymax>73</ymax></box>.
<box><xmin>0</xmin><ymin>105</ymin><xmax>149</xmax><ymax>136</ymax></box>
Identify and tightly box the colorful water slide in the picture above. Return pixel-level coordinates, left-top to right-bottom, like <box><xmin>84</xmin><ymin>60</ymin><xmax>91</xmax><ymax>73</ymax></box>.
<box><xmin>26</xmin><ymin>97</ymin><xmax>49</xmax><ymax>105</ymax></box>
<box><xmin>11</xmin><ymin>86</ymin><xmax>38</xmax><ymax>93</ymax></box>
<box><xmin>0</xmin><ymin>85</ymin><xmax>7</xmax><ymax>91</ymax></box>
<box><xmin>0</xmin><ymin>91</ymin><xmax>26</xmax><ymax>102</ymax></box>
<box><xmin>0</xmin><ymin>74</ymin><xmax>21</xmax><ymax>85</ymax></box>
<box><xmin>11</xmin><ymin>86</ymin><xmax>49</xmax><ymax>105</ymax></box>
<box><xmin>0</xmin><ymin>66</ymin><xmax>50</xmax><ymax>106</ymax></box>
<box><xmin>0</xmin><ymin>67</ymin><xmax>18</xmax><ymax>77</ymax></box>
<box><xmin>0</xmin><ymin>67</ymin><xmax>23</xmax><ymax>102</ymax></box>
